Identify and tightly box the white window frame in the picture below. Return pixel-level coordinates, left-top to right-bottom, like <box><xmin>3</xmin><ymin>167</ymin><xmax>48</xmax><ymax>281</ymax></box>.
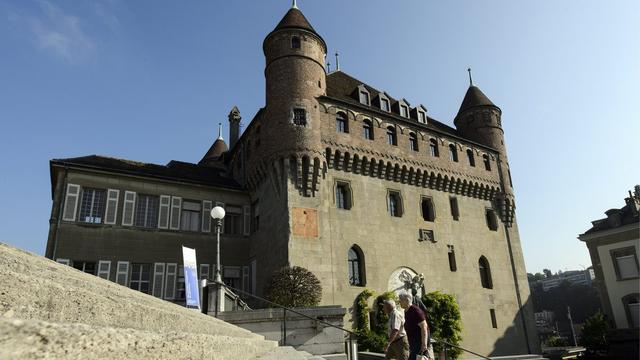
<box><xmin>62</xmin><ymin>184</ymin><xmax>81</xmax><ymax>221</ymax></box>
<box><xmin>121</xmin><ymin>191</ymin><xmax>136</xmax><ymax>226</ymax></box>
<box><xmin>104</xmin><ymin>189</ymin><xmax>120</xmax><ymax>225</ymax></box>
<box><xmin>158</xmin><ymin>195</ymin><xmax>171</xmax><ymax>229</ymax></box>
<box><xmin>164</xmin><ymin>263</ymin><xmax>177</xmax><ymax>300</ymax></box>
<box><xmin>116</xmin><ymin>261</ymin><xmax>130</xmax><ymax>286</ymax></box>
<box><xmin>202</xmin><ymin>200</ymin><xmax>212</xmax><ymax>233</ymax></box>
<box><xmin>97</xmin><ymin>260</ymin><xmax>111</xmax><ymax>280</ymax></box>
<box><xmin>56</xmin><ymin>258</ymin><xmax>70</xmax><ymax>266</ymax></box>
<box><xmin>152</xmin><ymin>263</ymin><xmax>166</xmax><ymax>298</ymax></box>
<box><xmin>170</xmin><ymin>196</ymin><xmax>182</xmax><ymax>230</ymax></box>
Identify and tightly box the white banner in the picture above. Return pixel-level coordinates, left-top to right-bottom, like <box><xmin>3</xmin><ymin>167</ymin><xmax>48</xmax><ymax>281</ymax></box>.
<box><xmin>182</xmin><ymin>246</ymin><xmax>200</xmax><ymax>309</ymax></box>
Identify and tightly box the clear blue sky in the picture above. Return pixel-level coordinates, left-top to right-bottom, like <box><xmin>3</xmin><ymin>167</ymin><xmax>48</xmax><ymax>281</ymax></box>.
<box><xmin>0</xmin><ymin>0</ymin><xmax>638</xmax><ymax>274</ymax></box>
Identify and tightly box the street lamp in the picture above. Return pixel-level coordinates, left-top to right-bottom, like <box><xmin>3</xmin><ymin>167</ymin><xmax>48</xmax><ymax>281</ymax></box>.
<box><xmin>210</xmin><ymin>206</ymin><xmax>225</xmax><ymax>317</ymax></box>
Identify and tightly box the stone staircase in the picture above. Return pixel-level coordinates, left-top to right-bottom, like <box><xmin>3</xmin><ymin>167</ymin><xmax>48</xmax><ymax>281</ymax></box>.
<box><xmin>0</xmin><ymin>243</ymin><xmax>327</xmax><ymax>359</ymax></box>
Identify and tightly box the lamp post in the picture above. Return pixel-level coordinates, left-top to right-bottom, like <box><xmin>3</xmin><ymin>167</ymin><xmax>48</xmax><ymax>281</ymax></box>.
<box><xmin>210</xmin><ymin>206</ymin><xmax>225</xmax><ymax>316</ymax></box>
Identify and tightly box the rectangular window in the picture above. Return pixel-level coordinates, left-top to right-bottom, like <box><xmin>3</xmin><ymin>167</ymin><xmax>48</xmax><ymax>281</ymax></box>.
<box><xmin>177</xmin><ymin>265</ymin><xmax>185</xmax><ymax>300</ymax></box>
<box><xmin>252</xmin><ymin>202</ymin><xmax>260</xmax><ymax>233</ymax></box>
<box><xmin>202</xmin><ymin>200</ymin><xmax>212</xmax><ymax>232</ymax></box>
<box><xmin>180</xmin><ymin>200</ymin><xmax>201</xmax><ymax>232</ymax></box>
<box><xmin>56</xmin><ymin>258</ymin><xmax>70</xmax><ymax>265</ymax></box>
<box><xmin>97</xmin><ymin>260</ymin><xmax>111</xmax><ymax>280</ymax></box>
<box><xmin>293</xmin><ymin>108</ymin><xmax>307</xmax><ymax>126</ymax></box>
<box><xmin>388</xmin><ymin>191</ymin><xmax>402</xmax><ymax>217</ymax></box>
<box><xmin>116</xmin><ymin>261</ymin><xmax>129</xmax><ymax>286</ymax></box>
<box><xmin>134</xmin><ymin>194</ymin><xmax>159</xmax><ymax>228</ymax></box>
<box><xmin>359</xmin><ymin>91</ymin><xmax>370</xmax><ymax>105</ymax></box>
<box><xmin>418</xmin><ymin>111</ymin><xmax>426</xmax><ymax>123</ymax></box>
<box><xmin>62</xmin><ymin>184</ymin><xmax>81</xmax><ymax>221</ymax></box>
<box><xmin>421</xmin><ymin>197</ymin><xmax>435</xmax><ymax>222</ymax></box>
<box><xmin>223</xmin><ymin>266</ymin><xmax>241</xmax><ymax>289</ymax></box>
<box><xmin>490</xmin><ymin>309</ymin><xmax>498</xmax><ymax>328</ymax></box>
<box><xmin>629</xmin><ymin>302</ymin><xmax>640</xmax><ymax>328</ymax></box>
<box><xmin>104</xmin><ymin>189</ymin><xmax>119</xmax><ymax>225</ymax></box>
<box><xmin>381</xmin><ymin>98</ymin><xmax>390</xmax><ymax>112</ymax></box>
<box><xmin>448</xmin><ymin>245</ymin><xmax>457</xmax><ymax>272</ymax></box>
<box><xmin>243</xmin><ymin>205</ymin><xmax>251</xmax><ymax>236</ymax></box>
<box><xmin>72</xmin><ymin>261</ymin><xmax>96</xmax><ymax>275</ymax></box>
<box><xmin>336</xmin><ymin>182</ymin><xmax>351</xmax><ymax>210</ymax></box>
<box><xmin>158</xmin><ymin>195</ymin><xmax>171</xmax><ymax>229</ymax></box>
<box><xmin>152</xmin><ymin>263</ymin><xmax>165</xmax><ymax>298</ymax></box>
<box><xmin>78</xmin><ymin>188</ymin><xmax>107</xmax><ymax>224</ymax></box>
<box><xmin>121</xmin><ymin>191</ymin><xmax>136</xmax><ymax>226</ymax></box>
<box><xmin>200</xmin><ymin>264</ymin><xmax>210</xmax><ymax>281</ymax></box>
<box><xmin>450</xmin><ymin>197</ymin><xmax>460</xmax><ymax>221</ymax></box>
<box><xmin>224</xmin><ymin>206</ymin><xmax>243</xmax><ymax>235</ymax></box>
<box><xmin>129</xmin><ymin>263</ymin><xmax>151</xmax><ymax>294</ymax></box>
<box><xmin>611</xmin><ymin>247</ymin><xmax>639</xmax><ymax>280</ymax></box>
<box><xmin>400</xmin><ymin>105</ymin><xmax>408</xmax><ymax>118</ymax></box>
<box><xmin>164</xmin><ymin>263</ymin><xmax>177</xmax><ymax>300</ymax></box>
<box><xmin>483</xmin><ymin>155</ymin><xmax>492</xmax><ymax>171</ymax></box>
<box><xmin>486</xmin><ymin>209</ymin><xmax>498</xmax><ymax>231</ymax></box>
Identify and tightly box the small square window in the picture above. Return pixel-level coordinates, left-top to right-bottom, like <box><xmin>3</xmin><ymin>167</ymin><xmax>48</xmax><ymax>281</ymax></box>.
<box><xmin>293</xmin><ymin>108</ymin><xmax>307</xmax><ymax>126</ymax></box>
<box><xmin>291</xmin><ymin>36</ymin><xmax>301</xmax><ymax>49</ymax></box>
<box><xmin>611</xmin><ymin>247</ymin><xmax>639</xmax><ymax>280</ymax></box>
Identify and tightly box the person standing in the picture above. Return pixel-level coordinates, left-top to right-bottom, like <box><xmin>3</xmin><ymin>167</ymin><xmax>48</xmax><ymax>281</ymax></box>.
<box><xmin>399</xmin><ymin>291</ymin><xmax>431</xmax><ymax>360</ymax></box>
<box><xmin>383</xmin><ymin>299</ymin><xmax>409</xmax><ymax>360</ymax></box>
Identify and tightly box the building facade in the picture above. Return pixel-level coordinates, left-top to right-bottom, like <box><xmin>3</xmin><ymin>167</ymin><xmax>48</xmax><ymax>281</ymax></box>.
<box><xmin>45</xmin><ymin>4</ymin><xmax>538</xmax><ymax>356</ymax></box>
<box><xmin>579</xmin><ymin>187</ymin><xmax>640</xmax><ymax>330</ymax></box>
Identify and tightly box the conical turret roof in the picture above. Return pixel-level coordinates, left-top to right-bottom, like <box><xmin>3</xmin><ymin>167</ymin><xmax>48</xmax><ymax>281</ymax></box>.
<box><xmin>457</xmin><ymin>86</ymin><xmax>498</xmax><ymax>114</ymax></box>
<box><xmin>274</xmin><ymin>7</ymin><xmax>317</xmax><ymax>35</ymax></box>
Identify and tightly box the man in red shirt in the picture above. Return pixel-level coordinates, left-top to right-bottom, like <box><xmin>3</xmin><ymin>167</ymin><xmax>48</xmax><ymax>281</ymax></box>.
<box><xmin>399</xmin><ymin>291</ymin><xmax>430</xmax><ymax>360</ymax></box>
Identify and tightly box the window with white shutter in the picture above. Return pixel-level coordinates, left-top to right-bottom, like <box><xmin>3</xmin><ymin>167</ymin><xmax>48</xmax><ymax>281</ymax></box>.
<box><xmin>104</xmin><ymin>189</ymin><xmax>120</xmax><ymax>225</ymax></box>
<box><xmin>164</xmin><ymin>263</ymin><xmax>177</xmax><ymax>299</ymax></box>
<box><xmin>158</xmin><ymin>195</ymin><xmax>171</xmax><ymax>229</ymax></box>
<box><xmin>97</xmin><ymin>260</ymin><xmax>111</xmax><ymax>280</ymax></box>
<box><xmin>56</xmin><ymin>258</ymin><xmax>70</xmax><ymax>266</ymax></box>
<box><xmin>243</xmin><ymin>205</ymin><xmax>251</xmax><ymax>236</ymax></box>
<box><xmin>116</xmin><ymin>261</ymin><xmax>129</xmax><ymax>286</ymax></box>
<box><xmin>200</xmin><ymin>264</ymin><xmax>210</xmax><ymax>281</ymax></box>
<box><xmin>170</xmin><ymin>197</ymin><xmax>182</xmax><ymax>230</ymax></box>
<box><xmin>62</xmin><ymin>184</ymin><xmax>81</xmax><ymax>221</ymax></box>
<box><xmin>202</xmin><ymin>200</ymin><xmax>212</xmax><ymax>233</ymax></box>
<box><xmin>152</xmin><ymin>263</ymin><xmax>165</xmax><ymax>298</ymax></box>
<box><xmin>121</xmin><ymin>191</ymin><xmax>136</xmax><ymax>226</ymax></box>
<box><xmin>215</xmin><ymin>201</ymin><xmax>225</xmax><ymax>233</ymax></box>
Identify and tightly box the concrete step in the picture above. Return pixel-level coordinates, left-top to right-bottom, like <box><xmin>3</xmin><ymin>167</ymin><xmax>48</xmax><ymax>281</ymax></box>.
<box><xmin>256</xmin><ymin>346</ymin><xmax>329</xmax><ymax>360</ymax></box>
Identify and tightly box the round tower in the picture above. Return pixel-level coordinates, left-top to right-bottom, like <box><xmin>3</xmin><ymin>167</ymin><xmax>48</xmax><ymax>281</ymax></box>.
<box><xmin>262</xmin><ymin>4</ymin><xmax>326</xmax><ymax>158</ymax></box>
<box><xmin>454</xmin><ymin>82</ymin><xmax>515</xmax><ymax>224</ymax></box>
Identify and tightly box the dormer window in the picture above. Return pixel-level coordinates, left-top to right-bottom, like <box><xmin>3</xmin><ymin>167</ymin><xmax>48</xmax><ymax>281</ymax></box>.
<box><xmin>291</xmin><ymin>36</ymin><xmax>301</xmax><ymax>49</ymax></box>
<box><xmin>400</xmin><ymin>105</ymin><xmax>409</xmax><ymax>118</ymax></box>
<box><xmin>418</xmin><ymin>111</ymin><xmax>426</xmax><ymax>124</ymax></box>
<box><xmin>357</xmin><ymin>85</ymin><xmax>370</xmax><ymax>106</ymax></box>
<box><xmin>378</xmin><ymin>93</ymin><xmax>391</xmax><ymax>112</ymax></box>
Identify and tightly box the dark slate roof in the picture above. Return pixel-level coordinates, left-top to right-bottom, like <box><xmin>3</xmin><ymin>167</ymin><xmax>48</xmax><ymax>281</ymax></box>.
<box><xmin>274</xmin><ymin>8</ymin><xmax>317</xmax><ymax>34</ymax></box>
<box><xmin>457</xmin><ymin>86</ymin><xmax>497</xmax><ymax>114</ymax></box>
<box><xmin>200</xmin><ymin>138</ymin><xmax>228</xmax><ymax>165</ymax></box>
<box><xmin>583</xmin><ymin>191</ymin><xmax>640</xmax><ymax>235</ymax></box>
<box><xmin>325</xmin><ymin>71</ymin><xmax>460</xmax><ymax>136</ymax></box>
<box><xmin>51</xmin><ymin>155</ymin><xmax>242</xmax><ymax>190</ymax></box>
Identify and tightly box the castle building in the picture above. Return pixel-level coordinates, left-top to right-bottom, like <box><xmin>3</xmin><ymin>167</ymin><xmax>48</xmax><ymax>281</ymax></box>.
<box><xmin>45</xmin><ymin>4</ymin><xmax>538</xmax><ymax>356</ymax></box>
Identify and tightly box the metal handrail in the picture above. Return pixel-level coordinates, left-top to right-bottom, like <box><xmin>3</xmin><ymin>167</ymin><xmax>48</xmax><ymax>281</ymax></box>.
<box><xmin>217</xmin><ymin>282</ymin><xmax>358</xmax><ymax>337</ymax></box>
<box><xmin>433</xmin><ymin>338</ymin><xmax>491</xmax><ymax>360</ymax></box>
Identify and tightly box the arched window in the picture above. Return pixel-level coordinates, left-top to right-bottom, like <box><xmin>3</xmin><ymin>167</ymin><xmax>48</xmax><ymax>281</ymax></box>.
<box><xmin>622</xmin><ymin>293</ymin><xmax>640</xmax><ymax>328</ymax></box>
<box><xmin>483</xmin><ymin>154</ymin><xmax>491</xmax><ymax>171</ymax></box>
<box><xmin>409</xmin><ymin>133</ymin><xmax>419</xmax><ymax>151</ymax></box>
<box><xmin>348</xmin><ymin>246</ymin><xmax>365</xmax><ymax>286</ymax></box>
<box><xmin>449</xmin><ymin>144</ymin><xmax>458</xmax><ymax>162</ymax></box>
<box><xmin>386</xmin><ymin>126</ymin><xmax>397</xmax><ymax>146</ymax></box>
<box><xmin>479</xmin><ymin>256</ymin><xmax>493</xmax><ymax>289</ymax></box>
<box><xmin>429</xmin><ymin>139</ymin><xmax>439</xmax><ymax>157</ymax></box>
<box><xmin>291</xmin><ymin>36</ymin><xmax>301</xmax><ymax>49</ymax></box>
<box><xmin>363</xmin><ymin>119</ymin><xmax>374</xmax><ymax>140</ymax></box>
<box><xmin>467</xmin><ymin>149</ymin><xmax>475</xmax><ymax>167</ymax></box>
<box><xmin>336</xmin><ymin>112</ymin><xmax>348</xmax><ymax>133</ymax></box>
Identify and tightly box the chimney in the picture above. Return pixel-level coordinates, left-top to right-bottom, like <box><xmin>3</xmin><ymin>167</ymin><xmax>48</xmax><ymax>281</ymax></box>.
<box><xmin>228</xmin><ymin>106</ymin><xmax>241</xmax><ymax>149</ymax></box>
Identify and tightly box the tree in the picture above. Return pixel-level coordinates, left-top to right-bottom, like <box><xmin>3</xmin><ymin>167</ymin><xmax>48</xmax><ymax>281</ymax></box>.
<box><xmin>422</xmin><ymin>291</ymin><xmax>463</xmax><ymax>359</ymax></box>
<box><xmin>543</xmin><ymin>269</ymin><xmax>552</xmax><ymax>278</ymax></box>
<box><xmin>580</xmin><ymin>312</ymin><xmax>609</xmax><ymax>354</ymax></box>
<box><xmin>264</xmin><ymin>266</ymin><xmax>321</xmax><ymax>308</ymax></box>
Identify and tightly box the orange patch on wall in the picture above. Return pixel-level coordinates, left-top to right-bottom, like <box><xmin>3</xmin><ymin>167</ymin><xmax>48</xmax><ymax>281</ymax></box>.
<box><xmin>292</xmin><ymin>207</ymin><xmax>318</xmax><ymax>238</ymax></box>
